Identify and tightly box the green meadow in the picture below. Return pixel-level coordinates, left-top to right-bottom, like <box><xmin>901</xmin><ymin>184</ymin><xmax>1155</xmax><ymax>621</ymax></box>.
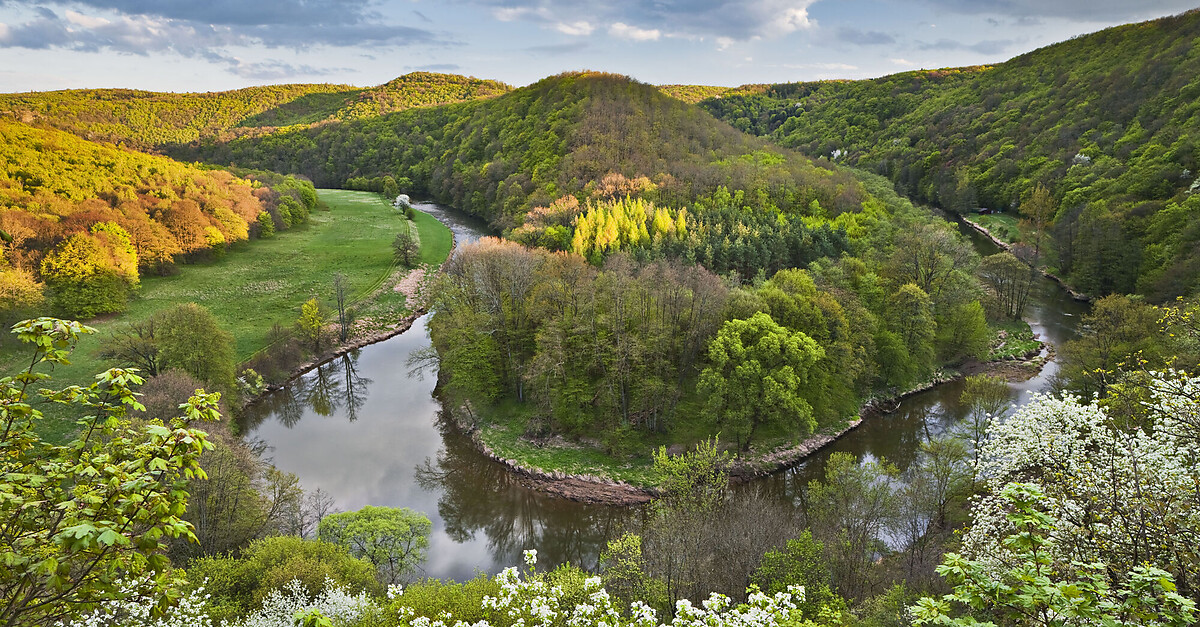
<box><xmin>1</xmin><ymin>189</ymin><xmax>452</xmax><ymax>441</ymax></box>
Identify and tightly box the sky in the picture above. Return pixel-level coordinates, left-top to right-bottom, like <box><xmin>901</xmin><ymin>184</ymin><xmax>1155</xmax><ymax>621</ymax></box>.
<box><xmin>0</xmin><ymin>0</ymin><xmax>1196</xmax><ymax>93</ymax></box>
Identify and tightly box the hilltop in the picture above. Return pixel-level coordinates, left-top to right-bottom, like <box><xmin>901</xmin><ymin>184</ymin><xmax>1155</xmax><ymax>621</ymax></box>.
<box><xmin>701</xmin><ymin>9</ymin><xmax>1200</xmax><ymax>299</ymax></box>
<box><xmin>191</xmin><ymin>71</ymin><xmax>869</xmax><ymax>229</ymax></box>
<box><xmin>0</xmin><ymin>72</ymin><xmax>511</xmax><ymax>150</ymax></box>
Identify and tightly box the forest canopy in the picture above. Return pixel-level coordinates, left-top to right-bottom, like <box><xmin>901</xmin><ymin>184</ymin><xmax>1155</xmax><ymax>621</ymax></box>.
<box><xmin>701</xmin><ymin>9</ymin><xmax>1200</xmax><ymax>300</ymax></box>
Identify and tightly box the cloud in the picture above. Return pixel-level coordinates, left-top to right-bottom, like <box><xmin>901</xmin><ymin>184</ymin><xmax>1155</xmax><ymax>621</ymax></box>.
<box><xmin>609</xmin><ymin>22</ymin><xmax>659</xmax><ymax>41</ymax></box>
<box><xmin>407</xmin><ymin>63</ymin><xmax>463</xmax><ymax>72</ymax></box>
<box><xmin>836</xmin><ymin>27</ymin><xmax>895</xmax><ymax>46</ymax></box>
<box><xmin>555</xmin><ymin>20</ymin><xmax>594</xmax><ymax>36</ymax></box>
<box><xmin>225</xmin><ymin>58</ymin><xmax>353</xmax><ymax>80</ymax></box>
<box><xmin>471</xmin><ymin>0</ymin><xmax>818</xmax><ymax>41</ymax></box>
<box><xmin>918</xmin><ymin>0</ymin><xmax>1195</xmax><ymax>21</ymax></box>
<box><xmin>918</xmin><ymin>37</ymin><xmax>1017</xmax><ymax>55</ymax></box>
<box><xmin>890</xmin><ymin>57</ymin><xmax>914</xmax><ymax>65</ymax></box>
<box><xmin>0</xmin><ymin>0</ymin><xmax>443</xmax><ymax>50</ymax></box>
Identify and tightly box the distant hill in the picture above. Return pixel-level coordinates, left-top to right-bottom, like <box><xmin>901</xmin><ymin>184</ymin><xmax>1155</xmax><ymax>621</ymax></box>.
<box><xmin>701</xmin><ymin>10</ymin><xmax>1200</xmax><ymax>299</ymax></box>
<box><xmin>0</xmin><ymin>73</ymin><xmax>512</xmax><ymax>150</ymax></box>
<box><xmin>331</xmin><ymin>72</ymin><xmax>511</xmax><ymax>120</ymax></box>
<box><xmin>190</xmin><ymin>72</ymin><xmax>869</xmax><ymax>230</ymax></box>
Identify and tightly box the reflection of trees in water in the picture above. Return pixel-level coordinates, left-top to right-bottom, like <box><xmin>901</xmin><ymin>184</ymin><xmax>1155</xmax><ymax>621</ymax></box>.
<box><xmin>753</xmin><ymin>387</ymin><xmax>973</xmax><ymax>505</ymax></box>
<box><xmin>416</xmin><ymin>410</ymin><xmax>634</xmax><ymax>571</ymax></box>
<box><xmin>342</xmin><ymin>352</ymin><xmax>372</xmax><ymax>422</ymax></box>
<box><xmin>240</xmin><ymin>351</ymin><xmax>372</xmax><ymax>429</ymax></box>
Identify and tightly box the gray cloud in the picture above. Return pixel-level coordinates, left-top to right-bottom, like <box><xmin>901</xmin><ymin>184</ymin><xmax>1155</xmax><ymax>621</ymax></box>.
<box><xmin>226</xmin><ymin>59</ymin><xmax>354</xmax><ymax>80</ymax></box>
<box><xmin>46</xmin><ymin>0</ymin><xmax>375</xmax><ymax>27</ymax></box>
<box><xmin>0</xmin><ymin>0</ymin><xmax>442</xmax><ymax>49</ymax></box>
<box><xmin>920</xmin><ymin>0</ymin><xmax>1196</xmax><ymax>21</ymax></box>
<box><xmin>918</xmin><ymin>37</ymin><xmax>1017</xmax><ymax>55</ymax></box>
<box><xmin>475</xmin><ymin>0</ymin><xmax>818</xmax><ymax>41</ymax></box>
<box><xmin>836</xmin><ymin>27</ymin><xmax>895</xmax><ymax>45</ymax></box>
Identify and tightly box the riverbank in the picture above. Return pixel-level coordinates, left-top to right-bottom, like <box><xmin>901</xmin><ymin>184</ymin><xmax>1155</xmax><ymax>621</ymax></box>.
<box><xmin>446</xmin><ymin>347</ymin><xmax>1046</xmax><ymax>506</ymax></box>
<box><xmin>961</xmin><ymin>217</ymin><xmax>1091</xmax><ymax>302</ymax></box>
<box><xmin>244</xmin><ymin>207</ymin><xmax>457</xmax><ymax>403</ymax></box>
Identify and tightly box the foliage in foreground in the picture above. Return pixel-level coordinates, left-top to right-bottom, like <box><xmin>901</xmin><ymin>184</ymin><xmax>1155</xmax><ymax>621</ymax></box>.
<box><xmin>913</xmin><ymin>483</ymin><xmax>1197</xmax><ymax>626</ymax></box>
<box><xmin>0</xmin><ymin>318</ymin><xmax>219</xmax><ymax>626</ymax></box>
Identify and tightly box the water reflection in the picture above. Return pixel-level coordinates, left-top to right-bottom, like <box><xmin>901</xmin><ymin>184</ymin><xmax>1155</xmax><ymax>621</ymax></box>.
<box><xmin>241</xmin><ymin>352</ymin><xmax>372</xmax><ymax>430</ymax></box>
<box><xmin>415</xmin><ymin>412</ymin><xmax>633</xmax><ymax>571</ymax></box>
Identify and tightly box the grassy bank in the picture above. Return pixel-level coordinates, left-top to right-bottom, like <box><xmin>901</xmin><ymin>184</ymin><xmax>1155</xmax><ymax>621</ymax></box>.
<box><xmin>969</xmin><ymin>213</ymin><xmax>1021</xmax><ymax>244</ymax></box>
<box><xmin>1</xmin><ymin>189</ymin><xmax>452</xmax><ymax>441</ymax></box>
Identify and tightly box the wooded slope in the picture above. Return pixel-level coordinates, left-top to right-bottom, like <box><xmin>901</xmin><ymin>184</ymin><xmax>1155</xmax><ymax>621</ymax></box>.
<box><xmin>191</xmin><ymin>72</ymin><xmax>870</xmax><ymax>230</ymax></box>
<box><xmin>0</xmin><ymin>72</ymin><xmax>511</xmax><ymax>150</ymax></box>
<box><xmin>703</xmin><ymin>9</ymin><xmax>1200</xmax><ymax>299</ymax></box>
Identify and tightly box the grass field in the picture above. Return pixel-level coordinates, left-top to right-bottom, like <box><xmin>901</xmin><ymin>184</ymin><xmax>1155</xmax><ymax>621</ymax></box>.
<box><xmin>971</xmin><ymin>213</ymin><xmax>1022</xmax><ymax>244</ymax></box>
<box><xmin>1</xmin><ymin>189</ymin><xmax>451</xmax><ymax>441</ymax></box>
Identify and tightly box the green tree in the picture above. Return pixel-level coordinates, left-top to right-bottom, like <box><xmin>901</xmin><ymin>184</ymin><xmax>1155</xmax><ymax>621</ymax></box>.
<box><xmin>1020</xmin><ymin>182</ymin><xmax>1055</xmax><ymax>263</ymax></box>
<box><xmin>257</xmin><ymin>210</ymin><xmax>276</xmax><ymax>238</ymax></box>
<box><xmin>806</xmin><ymin>451</ymin><xmax>899</xmax><ymax>601</ymax></box>
<box><xmin>1056</xmin><ymin>294</ymin><xmax>1161</xmax><ymax>397</ymax></box>
<box><xmin>956</xmin><ymin>373</ymin><xmax>1011</xmax><ymax>481</ymax></box>
<box><xmin>751</xmin><ymin>531</ymin><xmax>846</xmax><ymax>621</ymax></box>
<box><xmin>698</xmin><ymin>312</ymin><xmax>825</xmax><ymax>450</ymax></box>
<box><xmin>296</xmin><ymin>297</ymin><xmax>327</xmax><ymax>353</ymax></box>
<box><xmin>0</xmin><ymin>317</ymin><xmax>219</xmax><ymax>627</ymax></box>
<box><xmin>317</xmin><ymin>505</ymin><xmax>432</xmax><ymax>585</ymax></box>
<box><xmin>393</xmin><ymin>228</ymin><xmax>420</xmax><ymax>268</ymax></box>
<box><xmin>936</xmin><ymin>300</ymin><xmax>991</xmax><ymax>362</ymax></box>
<box><xmin>0</xmin><ymin>268</ymin><xmax>43</xmax><ymax>347</ymax></box>
<box><xmin>886</xmin><ymin>283</ymin><xmax>937</xmax><ymax>381</ymax></box>
<box><xmin>154</xmin><ymin>303</ymin><xmax>237</xmax><ymax>392</ymax></box>
<box><xmin>599</xmin><ymin>533</ymin><xmax>666</xmax><ymax>614</ymax></box>
<box><xmin>185</xmin><ymin>535</ymin><xmax>380</xmax><ymax>623</ymax></box>
<box><xmin>39</xmin><ymin>232</ymin><xmax>135</xmax><ymax>319</ymax></box>
<box><xmin>979</xmin><ymin>251</ymin><xmax>1034</xmax><ymax>319</ymax></box>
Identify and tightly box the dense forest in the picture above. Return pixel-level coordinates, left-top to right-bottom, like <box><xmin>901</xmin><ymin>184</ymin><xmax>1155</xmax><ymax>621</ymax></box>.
<box><xmin>0</xmin><ymin>72</ymin><xmax>510</xmax><ymax>150</ymax></box>
<box><xmin>0</xmin><ymin>118</ymin><xmax>316</xmax><ymax>319</ymax></box>
<box><xmin>702</xmin><ymin>9</ymin><xmax>1200</xmax><ymax>300</ymax></box>
<box><xmin>187</xmin><ymin>72</ymin><xmax>871</xmax><ymax>230</ymax></box>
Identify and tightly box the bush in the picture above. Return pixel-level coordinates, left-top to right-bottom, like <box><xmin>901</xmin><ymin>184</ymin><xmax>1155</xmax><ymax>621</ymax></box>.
<box><xmin>186</xmin><ymin>536</ymin><xmax>381</xmax><ymax>623</ymax></box>
<box><xmin>388</xmin><ymin>576</ymin><xmax>501</xmax><ymax>625</ymax></box>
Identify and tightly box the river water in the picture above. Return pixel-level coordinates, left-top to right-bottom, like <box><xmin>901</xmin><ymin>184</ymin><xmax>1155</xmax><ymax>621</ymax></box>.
<box><xmin>240</xmin><ymin>202</ymin><xmax>1087</xmax><ymax>580</ymax></box>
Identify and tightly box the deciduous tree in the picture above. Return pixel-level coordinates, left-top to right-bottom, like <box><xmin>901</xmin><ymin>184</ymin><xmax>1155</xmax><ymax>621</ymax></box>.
<box><xmin>698</xmin><ymin>312</ymin><xmax>824</xmax><ymax>450</ymax></box>
<box><xmin>318</xmin><ymin>506</ymin><xmax>432</xmax><ymax>585</ymax></box>
<box><xmin>0</xmin><ymin>317</ymin><xmax>219</xmax><ymax>627</ymax></box>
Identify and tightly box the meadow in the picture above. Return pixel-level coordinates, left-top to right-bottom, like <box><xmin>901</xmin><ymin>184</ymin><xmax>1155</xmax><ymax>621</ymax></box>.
<box><xmin>0</xmin><ymin>189</ymin><xmax>451</xmax><ymax>440</ymax></box>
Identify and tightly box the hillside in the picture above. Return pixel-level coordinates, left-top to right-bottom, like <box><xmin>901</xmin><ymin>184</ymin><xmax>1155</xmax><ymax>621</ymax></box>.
<box><xmin>0</xmin><ymin>118</ymin><xmax>318</xmax><ymax>317</ymax></box>
<box><xmin>0</xmin><ymin>73</ymin><xmax>512</xmax><ymax>150</ymax></box>
<box><xmin>702</xmin><ymin>9</ymin><xmax>1200</xmax><ymax>299</ymax></box>
<box><xmin>189</xmin><ymin>72</ymin><xmax>869</xmax><ymax>231</ymax></box>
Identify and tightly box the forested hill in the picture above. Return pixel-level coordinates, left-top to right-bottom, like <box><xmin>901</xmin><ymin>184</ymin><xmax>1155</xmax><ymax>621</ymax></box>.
<box><xmin>0</xmin><ymin>118</ymin><xmax>316</xmax><ymax>317</ymax></box>
<box><xmin>702</xmin><ymin>9</ymin><xmax>1200</xmax><ymax>300</ymax></box>
<box><xmin>190</xmin><ymin>71</ymin><xmax>870</xmax><ymax>230</ymax></box>
<box><xmin>0</xmin><ymin>72</ymin><xmax>511</xmax><ymax>150</ymax></box>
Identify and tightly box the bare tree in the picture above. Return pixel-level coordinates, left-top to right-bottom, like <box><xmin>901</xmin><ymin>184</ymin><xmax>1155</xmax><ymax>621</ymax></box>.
<box><xmin>333</xmin><ymin>272</ymin><xmax>351</xmax><ymax>342</ymax></box>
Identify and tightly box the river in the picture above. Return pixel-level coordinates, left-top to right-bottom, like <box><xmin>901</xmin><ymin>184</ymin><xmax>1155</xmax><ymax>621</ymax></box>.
<box><xmin>240</xmin><ymin>201</ymin><xmax>1087</xmax><ymax>580</ymax></box>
